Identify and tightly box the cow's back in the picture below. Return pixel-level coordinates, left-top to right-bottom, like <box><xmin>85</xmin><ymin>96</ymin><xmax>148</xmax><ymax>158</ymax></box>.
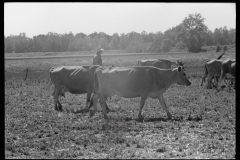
<box><xmin>206</xmin><ymin>59</ymin><xmax>222</xmax><ymax>76</ymax></box>
<box><xmin>155</xmin><ymin>59</ymin><xmax>174</xmax><ymax>69</ymax></box>
<box><xmin>50</xmin><ymin>66</ymin><xmax>93</xmax><ymax>94</ymax></box>
<box><xmin>138</xmin><ymin>59</ymin><xmax>174</xmax><ymax>69</ymax></box>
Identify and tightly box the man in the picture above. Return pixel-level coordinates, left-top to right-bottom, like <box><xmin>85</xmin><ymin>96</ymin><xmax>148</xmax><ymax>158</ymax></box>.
<box><xmin>93</xmin><ymin>47</ymin><xmax>104</xmax><ymax>66</ymax></box>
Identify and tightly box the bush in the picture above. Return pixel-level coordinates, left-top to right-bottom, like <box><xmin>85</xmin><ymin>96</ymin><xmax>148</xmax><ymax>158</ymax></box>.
<box><xmin>176</xmin><ymin>42</ymin><xmax>186</xmax><ymax>50</ymax></box>
<box><xmin>161</xmin><ymin>39</ymin><xmax>172</xmax><ymax>52</ymax></box>
<box><xmin>216</xmin><ymin>44</ymin><xmax>222</xmax><ymax>53</ymax></box>
<box><xmin>223</xmin><ymin>45</ymin><xmax>227</xmax><ymax>52</ymax></box>
<box><xmin>148</xmin><ymin>39</ymin><xmax>163</xmax><ymax>52</ymax></box>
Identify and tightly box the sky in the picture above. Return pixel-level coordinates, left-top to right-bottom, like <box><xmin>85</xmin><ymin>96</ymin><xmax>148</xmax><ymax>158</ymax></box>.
<box><xmin>4</xmin><ymin>2</ymin><xmax>236</xmax><ymax>38</ymax></box>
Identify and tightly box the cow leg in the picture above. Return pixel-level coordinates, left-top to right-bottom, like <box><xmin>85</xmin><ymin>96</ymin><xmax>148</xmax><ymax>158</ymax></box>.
<box><xmin>138</xmin><ymin>96</ymin><xmax>147</xmax><ymax>120</ymax></box>
<box><xmin>53</xmin><ymin>93</ymin><xmax>61</xmax><ymax>111</ymax></box>
<box><xmin>52</xmin><ymin>85</ymin><xmax>58</xmax><ymax>111</ymax></box>
<box><xmin>82</xmin><ymin>91</ymin><xmax>93</xmax><ymax>112</ymax></box>
<box><xmin>89</xmin><ymin>93</ymin><xmax>99</xmax><ymax>117</ymax></box>
<box><xmin>213</xmin><ymin>77</ymin><xmax>218</xmax><ymax>88</ymax></box>
<box><xmin>200</xmin><ymin>76</ymin><xmax>205</xmax><ymax>86</ymax></box>
<box><xmin>206</xmin><ymin>75</ymin><xmax>213</xmax><ymax>89</ymax></box>
<box><xmin>158</xmin><ymin>95</ymin><xmax>172</xmax><ymax>120</ymax></box>
<box><xmin>99</xmin><ymin>94</ymin><xmax>109</xmax><ymax>120</ymax></box>
<box><xmin>201</xmin><ymin>74</ymin><xmax>207</xmax><ymax>86</ymax></box>
<box><xmin>53</xmin><ymin>87</ymin><xmax>62</xmax><ymax>111</ymax></box>
<box><xmin>86</xmin><ymin>93</ymin><xmax>110</xmax><ymax>113</ymax></box>
<box><xmin>218</xmin><ymin>72</ymin><xmax>226</xmax><ymax>91</ymax></box>
<box><xmin>57</xmin><ymin>101</ymin><xmax>63</xmax><ymax>112</ymax></box>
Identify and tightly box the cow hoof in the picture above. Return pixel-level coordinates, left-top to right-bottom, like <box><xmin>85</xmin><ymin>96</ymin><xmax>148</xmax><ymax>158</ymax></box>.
<box><xmin>55</xmin><ymin>107</ymin><xmax>62</xmax><ymax>112</ymax></box>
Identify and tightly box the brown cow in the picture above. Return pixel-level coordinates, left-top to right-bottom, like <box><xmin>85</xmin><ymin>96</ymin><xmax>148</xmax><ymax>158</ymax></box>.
<box><xmin>201</xmin><ymin>51</ymin><xmax>227</xmax><ymax>89</ymax></box>
<box><xmin>218</xmin><ymin>59</ymin><xmax>235</xmax><ymax>90</ymax></box>
<box><xmin>49</xmin><ymin>65</ymin><xmax>110</xmax><ymax>112</ymax></box>
<box><xmin>90</xmin><ymin>66</ymin><xmax>191</xmax><ymax>121</ymax></box>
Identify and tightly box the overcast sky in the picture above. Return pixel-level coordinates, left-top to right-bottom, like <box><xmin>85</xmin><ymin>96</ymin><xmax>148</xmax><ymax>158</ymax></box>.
<box><xmin>4</xmin><ymin>3</ymin><xmax>236</xmax><ymax>38</ymax></box>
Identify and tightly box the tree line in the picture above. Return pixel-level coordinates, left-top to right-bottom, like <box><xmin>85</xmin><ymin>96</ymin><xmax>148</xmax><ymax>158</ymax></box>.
<box><xmin>4</xmin><ymin>13</ymin><xmax>235</xmax><ymax>53</ymax></box>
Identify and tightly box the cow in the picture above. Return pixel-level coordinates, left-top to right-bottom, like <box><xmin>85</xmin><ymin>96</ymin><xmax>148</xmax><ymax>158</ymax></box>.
<box><xmin>201</xmin><ymin>59</ymin><xmax>223</xmax><ymax>89</ymax></box>
<box><xmin>49</xmin><ymin>65</ymin><xmax>110</xmax><ymax>112</ymax></box>
<box><xmin>201</xmin><ymin>51</ymin><xmax>227</xmax><ymax>89</ymax></box>
<box><xmin>138</xmin><ymin>59</ymin><xmax>184</xmax><ymax>69</ymax></box>
<box><xmin>89</xmin><ymin>65</ymin><xmax>191</xmax><ymax>121</ymax></box>
<box><xmin>218</xmin><ymin>59</ymin><xmax>235</xmax><ymax>90</ymax></box>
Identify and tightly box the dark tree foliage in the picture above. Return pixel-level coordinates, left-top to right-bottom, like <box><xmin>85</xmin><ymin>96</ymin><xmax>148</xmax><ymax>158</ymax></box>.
<box><xmin>216</xmin><ymin>44</ymin><xmax>222</xmax><ymax>53</ymax></box>
<box><xmin>161</xmin><ymin>39</ymin><xmax>172</xmax><ymax>52</ymax></box>
<box><xmin>4</xmin><ymin>13</ymin><xmax>235</xmax><ymax>53</ymax></box>
<box><xmin>223</xmin><ymin>45</ymin><xmax>227</xmax><ymax>52</ymax></box>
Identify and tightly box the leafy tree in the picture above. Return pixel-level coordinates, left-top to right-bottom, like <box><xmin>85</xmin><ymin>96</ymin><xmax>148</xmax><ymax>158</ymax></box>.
<box><xmin>161</xmin><ymin>39</ymin><xmax>172</xmax><ymax>52</ymax></box>
<box><xmin>229</xmin><ymin>28</ymin><xmax>236</xmax><ymax>44</ymax></box>
<box><xmin>148</xmin><ymin>39</ymin><xmax>163</xmax><ymax>52</ymax></box>
<box><xmin>222</xmin><ymin>26</ymin><xmax>230</xmax><ymax>45</ymax></box>
<box><xmin>175</xmin><ymin>41</ymin><xmax>186</xmax><ymax>50</ymax></box>
<box><xmin>164</xmin><ymin>27</ymin><xmax>177</xmax><ymax>47</ymax></box>
<box><xmin>110</xmin><ymin>33</ymin><xmax>120</xmax><ymax>49</ymax></box>
<box><xmin>204</xmin><ymin>30</ymin><xmax>214</xmax><ymax>46</ymax></box>
<box><xmin>4</xmin><ymin>36</ymin><xmax>13</xmax><ymax>53</ymax></box>
<box><xmin>180</xmin><ymin>13</ymin><xmax>208</xmax><ymax>53</ymax></box>
<box><xmin>213</xmin><ymin>28</ymin><xmax>224</xmax><ymax>45</ymax></box>
<box><xmin>216</xmin><ymin>44</ymin><xmax>221</xmax><ymax>53</ymax></box>
<box><xmin>223</xmin><ymin>45</ymin><xmax>227</xmax><ymax>52</ymax></box>
<box><xmin>99</xmin><ymin>38</ymin><xmax>110</xmax><ymax>50</ymax></box>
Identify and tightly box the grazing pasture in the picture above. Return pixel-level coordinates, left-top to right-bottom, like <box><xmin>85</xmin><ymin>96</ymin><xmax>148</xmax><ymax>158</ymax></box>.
<box><xmin>5</xmin><ymin>51</ymin><xmax>235</xmax><ymax>158</ymax></box>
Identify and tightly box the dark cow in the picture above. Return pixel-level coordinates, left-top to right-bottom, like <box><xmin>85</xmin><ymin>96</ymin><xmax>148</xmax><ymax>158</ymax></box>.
<box><xmin>218</xmin><ymin>59</ymin><xmax>235</xmax><ymax>90</ymax></box>
<box><xmin>49</xmin><ymin>65</ymin><xmax>110</xmax><ymax>112</ymax></box>
<box><xmin>90</xmin><ymin>66</ymin><xmax>191</xmax><ymax>121</ymax></box>
<box><xmin>201</xmin><ymin>51</ymin><xmax>227</xmax><ymax>89</ymax></box>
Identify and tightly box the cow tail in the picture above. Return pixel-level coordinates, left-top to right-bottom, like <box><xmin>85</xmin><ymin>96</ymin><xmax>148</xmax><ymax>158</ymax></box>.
<box><xmin>217</xmin><ymin>51</ymin><xmax>225</xmax><ymax>60</ymax></box>
<box><xmin>202</xmin><ymin>64</ymin><xmax>208</xmax><ymax>83</ymax></box>
<box><xmin>49</xmin><ymin>67</ymin><xmax>55</xmax><ymax>86</ymax></box>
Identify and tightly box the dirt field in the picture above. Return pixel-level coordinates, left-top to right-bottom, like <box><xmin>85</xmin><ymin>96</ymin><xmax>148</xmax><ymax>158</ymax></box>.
<box><xmin>5</xmin><ymin>51</ymin><xmax>235</xmax><ymax>159</ymax></box>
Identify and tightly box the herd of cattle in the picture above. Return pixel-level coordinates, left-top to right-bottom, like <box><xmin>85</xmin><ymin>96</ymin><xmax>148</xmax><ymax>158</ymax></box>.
<box><xmin>49</xmin><ymin>51</ymin><xmax>235</xmax><ymax>121</ymax></box>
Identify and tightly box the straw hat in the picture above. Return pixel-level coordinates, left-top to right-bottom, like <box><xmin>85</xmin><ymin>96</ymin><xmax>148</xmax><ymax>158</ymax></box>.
<box><xmin>96</xmin><ymin>47</ymin><xmax>104</xmax><ymax>54</ymax></box>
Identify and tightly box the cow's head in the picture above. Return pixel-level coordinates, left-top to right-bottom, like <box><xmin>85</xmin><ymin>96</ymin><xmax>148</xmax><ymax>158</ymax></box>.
<box><xmin>176</xmin><ymin>60</ymin><xmax>185</xmax><ymax>69</ymax></box>
<box><xmin>175</xmin><ymin>66</ymin><xmax>191</xmax><ymax>86</ymax></box>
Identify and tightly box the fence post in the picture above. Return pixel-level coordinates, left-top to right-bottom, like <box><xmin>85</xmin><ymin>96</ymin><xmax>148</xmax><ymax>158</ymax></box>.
<box><xmin>24</xmin><ymin>69</ymin><xmax>29</xmax><ymax>80</ymax></box>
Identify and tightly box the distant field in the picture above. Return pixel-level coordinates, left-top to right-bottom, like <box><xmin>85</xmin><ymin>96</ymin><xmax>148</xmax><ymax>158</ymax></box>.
<box><xmin>4</xmin><ymin>50</ymin><xmax>125</xmax><ymax>58</ymax></box>
<box><xmin>5</xmin><ymin>50</ymin><xmax>235</xmax><ymax>72</ymax></box>
<box><xmin>5</xmin><ymin>51</ymin><xmax>235</xmax><ymax>158</ymax></box>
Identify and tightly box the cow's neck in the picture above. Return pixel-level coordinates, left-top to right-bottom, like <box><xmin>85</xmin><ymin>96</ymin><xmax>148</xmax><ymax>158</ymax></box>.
<box><xmin>159</xmin><ymin>69</ymin><xmax>178</xmax><ymax>89</ymax></box>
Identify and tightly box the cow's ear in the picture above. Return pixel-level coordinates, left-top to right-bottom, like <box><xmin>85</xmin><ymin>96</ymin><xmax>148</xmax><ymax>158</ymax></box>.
<box><xmin>177</xmin><ymin>66</ymin><xmax>181</xmax><ymax>72</ymax></box>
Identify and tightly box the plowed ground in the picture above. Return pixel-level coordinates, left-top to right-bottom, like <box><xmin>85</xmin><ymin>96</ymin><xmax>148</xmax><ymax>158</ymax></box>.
<box><xmin>5</xmin><ymin>52</ymin><xmax>235</xmax><ymax>159</ymax></box>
